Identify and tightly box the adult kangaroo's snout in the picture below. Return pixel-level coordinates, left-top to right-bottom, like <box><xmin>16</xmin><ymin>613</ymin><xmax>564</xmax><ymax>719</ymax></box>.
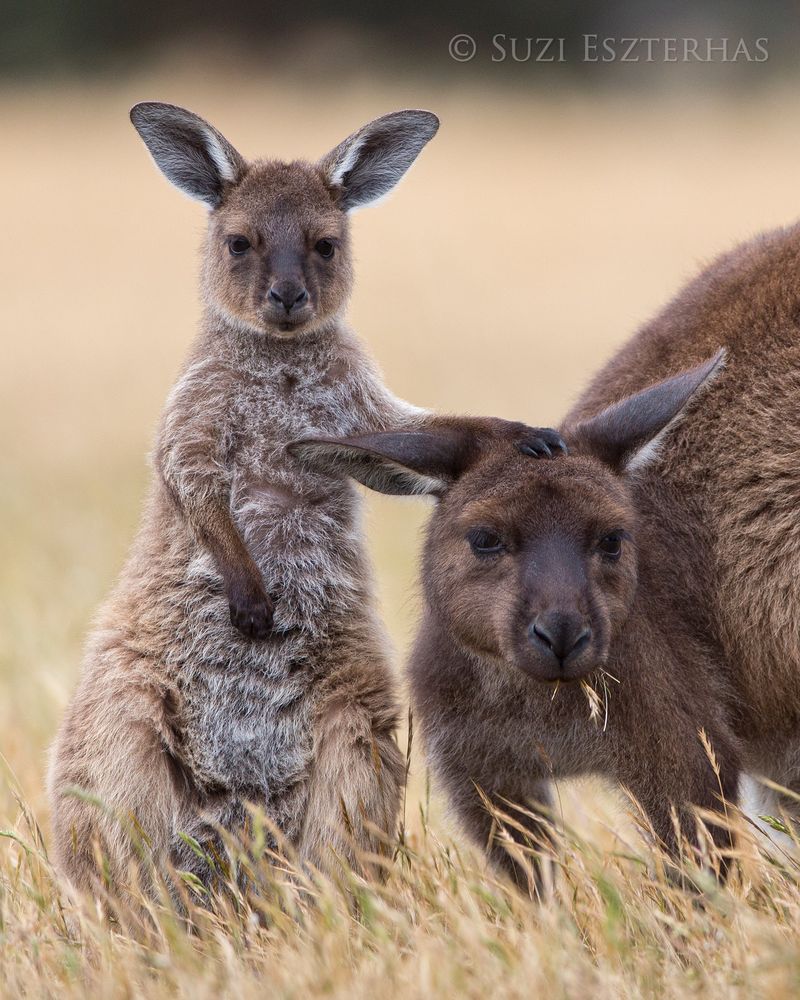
<box><xmin>268</xmin><ymin>279</ymin><xmax>309</xmax><ymax>314</ymax></box>
<box><xmin>528</xmin><ymin>611</ymin><xmax>592</xmax><ymax>674</ymax></box>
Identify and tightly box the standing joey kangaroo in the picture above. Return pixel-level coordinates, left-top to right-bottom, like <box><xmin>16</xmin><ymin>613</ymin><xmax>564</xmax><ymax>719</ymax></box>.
<box><xmin>48</xmin><ymin>102</ymin><xmax>564</xmax><ymax>898</ymax></box>
<box><xmin>291</xmin><ymin>351</ymin><xmax>743</xmax><ymax>892</ymax></box>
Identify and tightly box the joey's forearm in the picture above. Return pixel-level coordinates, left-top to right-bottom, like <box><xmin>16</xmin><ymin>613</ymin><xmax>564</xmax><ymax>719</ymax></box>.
<box><xmin>358</xmin><ymin>378</ymin><xmax>565</xmax><ymax>456</ymax></box>
<box><xmin>158</xmin><ymin>436</ymin><xmax>252</xmax><ymax>586</ymax></box>
<box><xmin>406</xmin><ymin>413</ymin><xmax>568</xmax><ymax>461</ymax></box>
<box><xmin>187</xmin><ymin>496</ymin><xmax>256</xmax><ymax>586</ymax></box>
<box><xmin>162</xmin><ymin>473</ymin><xmax>274</xmax><ymax>640</ymax></box>
<box><xmin>368</xmin><ymin>393</ymin><xmax>542</xmax><ymax>440</ymax></box>
<box><xmin>194</xmin><ymin>498</ymin><xmax>274</xmax><ymax>639</ymax></box>
<box><xmin>418</xmin><ymin>413</ymin><xmax>545</xmax><ymax>439</ymax></box>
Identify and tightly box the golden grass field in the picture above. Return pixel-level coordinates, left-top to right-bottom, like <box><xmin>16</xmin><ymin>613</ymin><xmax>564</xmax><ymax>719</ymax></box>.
<box><xmin>5</xmin><ymin>65</ymin><xmax>800</xmax><ymax>996</ymax></box>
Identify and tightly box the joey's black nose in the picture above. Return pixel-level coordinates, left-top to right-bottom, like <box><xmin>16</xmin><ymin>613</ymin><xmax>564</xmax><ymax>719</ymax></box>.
<box><xmin>528</xmin><ymin>612</ymin><xmax>591</xmax><ymax>667</ymax></box>
<box><xmin>268</xmin><ymin>281</ymin><xmax>309</xmax><ymax>313</ymax></box>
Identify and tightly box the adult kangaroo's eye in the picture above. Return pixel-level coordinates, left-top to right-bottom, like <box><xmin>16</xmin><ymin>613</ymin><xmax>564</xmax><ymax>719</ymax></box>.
<box><xmin>467</xmin><ymin>528</ymin><xmax>504</xmax><ymax>556</ymax></box>
<box><xmin>598</xmin><ymin>532</ymin><xmax>623</xmax><ymax>560</ymax></box>
<box><xmin>315</xmin><ymin>238</ymin><xmax>335</xmax><ymax>259</ymax></box>
<box><xmin>227</xmin><ymin>235</ymin><xmax>251</xmax><ymax>256</ymax></box>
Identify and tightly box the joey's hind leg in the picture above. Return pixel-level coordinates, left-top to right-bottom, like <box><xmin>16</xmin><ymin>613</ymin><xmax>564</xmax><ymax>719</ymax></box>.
<box><xmin>48</xmin><ymin>654</ymin><xmax>183</xmax><ymax>903</ymax></box>
<box><xmin>298</xmin><ymin>665</ymin><xmax>403</xmax><ymax>879</ymax></box>
<box><xmin>169</xmin><ymin>797</ymin><xmax>251</xmax><ymax>901</ymax></box>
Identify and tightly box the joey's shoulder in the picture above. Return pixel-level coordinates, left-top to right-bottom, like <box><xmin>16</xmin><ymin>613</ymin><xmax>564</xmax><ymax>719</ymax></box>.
<box><xmin>155</xmin><ymin>356</ymin><xmax>245</xmax><ymax>467</ymax></box>
<box><xmin>164</xmin><ymin>353</ymin><xmax>243</xmax><ymax>414</ymax></box>
<box><xmin>329</xmin><ymin>323</ymin><xmax>385</xmax><ymax>371</ymax></box>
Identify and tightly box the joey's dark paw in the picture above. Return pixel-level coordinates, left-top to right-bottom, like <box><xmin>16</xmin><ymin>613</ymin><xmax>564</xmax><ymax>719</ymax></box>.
<box><xmin>515</xmin><ymin>427</ymin><xmax>568</xmax><ymax>459</ymax></box>
<box><xmin>228</xmin><ymin>584</ymin><xmax>274</xmax><ymax>640</ymax></box>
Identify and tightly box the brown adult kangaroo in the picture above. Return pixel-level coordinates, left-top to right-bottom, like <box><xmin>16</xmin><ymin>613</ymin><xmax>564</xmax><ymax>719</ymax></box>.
<box><xmin>290</xmin><ymin>352</ymin><xmax>736</xmax><ymax>893</ymax></box>
<box><xmin>296</xmin><ymin>221</ymin><xmax>800</xmax><ymax>892</ymax></box>
<box><xmin>48</xmin><ymin>102</ymin><xmax>563</xmax><ymax>899</ymax></box>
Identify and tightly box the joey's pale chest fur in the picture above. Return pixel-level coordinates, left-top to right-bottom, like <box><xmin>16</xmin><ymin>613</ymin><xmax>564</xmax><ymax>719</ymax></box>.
<box><xmin>167</xmin><ymin>329</ymin><xmax>396</xmax><ymax>798</ymax></box>
<box><xmin>223</xmin><ymin>334</ymin><xmax>374</xmax><ymax>626</ymax></box>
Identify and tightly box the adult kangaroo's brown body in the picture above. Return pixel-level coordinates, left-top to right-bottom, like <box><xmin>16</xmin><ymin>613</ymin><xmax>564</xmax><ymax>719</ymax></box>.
<box><xmin>48</xmin><ymin>103</ymin><xmax>563</xmax><ymax>898</ymax></box>
<box><xmin>294</xmin><ymin>221</ymin><xmax>800</xmax><ymax>892</ymax></box>
<box><xmin>567</xmin><ymin>224</ymin><xmax>800</xmax><ymax>805</ymax></box>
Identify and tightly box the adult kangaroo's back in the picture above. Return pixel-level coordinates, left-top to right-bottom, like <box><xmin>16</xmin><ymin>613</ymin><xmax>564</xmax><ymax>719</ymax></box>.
<box><xmin>567</xmin><ymin>223</ymin><xmax>800</xmax><ymax>791</ymax></box>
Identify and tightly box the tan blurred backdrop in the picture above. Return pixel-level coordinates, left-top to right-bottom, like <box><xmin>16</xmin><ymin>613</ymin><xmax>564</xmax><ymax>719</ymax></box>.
<box><xmin>2</xmin><ymin>62</ymin><xmax>799</xmax><ymax>839</ymax></box>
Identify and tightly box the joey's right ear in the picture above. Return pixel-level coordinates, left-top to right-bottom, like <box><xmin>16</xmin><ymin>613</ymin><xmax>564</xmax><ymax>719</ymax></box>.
<box><xmin>286</xmin><ymin>429</ymin><xmax>473</xmax><ymax>497</ymax></box>
<box><xmin>130</xmin><ymin>102</ymin><xmax>246</xmax><ymax>208</ymax></box>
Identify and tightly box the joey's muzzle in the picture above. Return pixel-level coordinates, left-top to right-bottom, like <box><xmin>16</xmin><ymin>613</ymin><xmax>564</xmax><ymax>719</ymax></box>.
<box><xmin>267</xmin><ymin>280</ymin><xmax>309</xmax><ymax>314</ymax></box>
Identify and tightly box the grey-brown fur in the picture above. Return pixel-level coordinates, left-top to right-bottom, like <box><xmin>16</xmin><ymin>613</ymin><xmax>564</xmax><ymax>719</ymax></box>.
<box><xmin>294</xmin><ymin>216</ymin><xmax>800</xmax><ymax>891</ymax></box>
<box><xmin>47</xmin><ymin>102</ymin><xmax>563</xmax><ymax>897</ymax></box>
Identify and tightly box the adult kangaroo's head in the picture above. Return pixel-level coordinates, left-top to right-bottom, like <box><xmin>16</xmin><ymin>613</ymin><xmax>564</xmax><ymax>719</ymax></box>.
<box><xmin>130</xmin><ymin>102</ymin><xmax>439</xmax><ymax>339</ymax></box>
<box><xmin>290</xmin><ymin>352</ymin><xmax>723</xmax><ymax>683</ymax></box>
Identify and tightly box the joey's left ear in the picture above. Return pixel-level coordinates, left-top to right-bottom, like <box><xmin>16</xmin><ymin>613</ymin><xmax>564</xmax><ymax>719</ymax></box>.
<box><xmin>287</xmin><ymin>428</ymin><xmax>471</xmax><ymax>497</ymax></box>
<box><xmin>319</xmin><ymin>110</ymin><xmax>439</xmax><ymax>211</ymax></box>
<box><xmin>568</xmin><ymin>349</ymin><xmax>726</xmax><ymax>473</ymax></box>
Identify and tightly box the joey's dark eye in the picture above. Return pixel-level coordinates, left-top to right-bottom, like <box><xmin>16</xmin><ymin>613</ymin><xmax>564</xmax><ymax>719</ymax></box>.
<box><xmin>227</xmin><ymin>235</ymin><xmax>251</xmax><ymax>256</ymax></box>
<box><xmin>598</xmin><ymin>533</ymin><xmax>623</xmax><ymax>560</ymax></box>
<box><xmin>467</xmin><ymin>528</ymin><xmax>504</xmax><ymax>556</ymax></box>
<box><xmin>315</xmin><ymin>238</ymin><xmax>335</xmax><ymax>259</ymax></box>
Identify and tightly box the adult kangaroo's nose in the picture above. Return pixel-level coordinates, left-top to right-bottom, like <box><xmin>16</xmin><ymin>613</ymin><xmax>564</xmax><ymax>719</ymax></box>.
<box><xmin>528</xmin><ymin>612</ymin><xmax>591</xmax><ymax>667</ymax></box>
<box><xmin>268</xmin><ymin>280</ymin><xmax>309</xmax><ymax>313</ymax></box>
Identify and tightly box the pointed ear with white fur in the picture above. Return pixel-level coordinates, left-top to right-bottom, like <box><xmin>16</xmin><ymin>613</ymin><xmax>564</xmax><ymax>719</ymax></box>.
<box><xmin>568</xmin><ymin>350</ymin><xmax>725</xmax><ymax>473</ymax></box>
<box><xmin>286</xmin><ymin>428</ymin><xmax>472</xmax><ymax>497</ymax></box>
<box><xmin>130</xmin><ymin>102</ymin><xmax>246</xmax><ymax>208</ymax></box>
<box><xmin>319</xmin><ymin>110</ymin><xmax>439</xmax><ymax>211</ymax></box>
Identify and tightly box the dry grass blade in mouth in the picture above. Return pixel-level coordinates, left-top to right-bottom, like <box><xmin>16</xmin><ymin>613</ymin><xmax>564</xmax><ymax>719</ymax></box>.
<box><xmin>580</xmin><ymin>671</ymin><xmax>618</xmax><ymax>731</ymax></box>
<box><xmin>580</xmin><ymin>676</ymin><xmax>604</xmax><ymax>727</ymax></box>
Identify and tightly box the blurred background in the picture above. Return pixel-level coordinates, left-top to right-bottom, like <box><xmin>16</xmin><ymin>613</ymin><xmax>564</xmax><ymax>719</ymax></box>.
<box><xmin>2</xmin><ymin>1</ymin><xmax>800</xmax><ymax>844</ymax></box>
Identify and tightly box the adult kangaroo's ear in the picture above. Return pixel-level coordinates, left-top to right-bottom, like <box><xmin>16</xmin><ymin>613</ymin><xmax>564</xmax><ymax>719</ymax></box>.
<box><xmin>287</xmin><ymin>429</ymin><xmax>471</xmax><ymax>497</ymax></box>
<box><xmin>130</xmin><ymin>102</ymin><xmax>246</xmax><ymax>208</ymax></box>
<box><xmin>319</xmin><ymin>110</ymin><xmax>440</xmax><ymax>211</ymax></box>
<box><xmin>569</xmin><ymin>349</ymin><xmax>726</xmax><ymax>473</ymax></box>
